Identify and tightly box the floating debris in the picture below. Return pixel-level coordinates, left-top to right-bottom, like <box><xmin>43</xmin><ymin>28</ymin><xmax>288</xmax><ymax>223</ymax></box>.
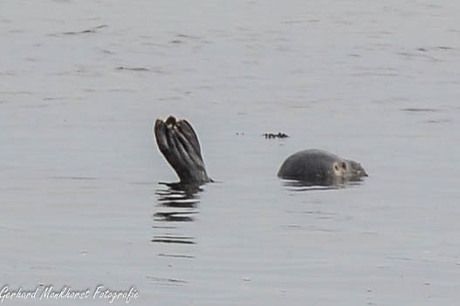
<box><xmin>263</xmin><ymin>132</ymin><xmax>289</xmax><ymax>139</ymax></box>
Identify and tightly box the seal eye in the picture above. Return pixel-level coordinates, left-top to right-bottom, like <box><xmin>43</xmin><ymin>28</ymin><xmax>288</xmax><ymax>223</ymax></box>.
<box><xmin>341</xmin><ymin>162</ymin><xmax>347</xmax><ymax>170</ymax></box>
<box><xmin>334</xmin><ymin>164</ymin><xmax>339</xmax><ymax>172</ymax></box>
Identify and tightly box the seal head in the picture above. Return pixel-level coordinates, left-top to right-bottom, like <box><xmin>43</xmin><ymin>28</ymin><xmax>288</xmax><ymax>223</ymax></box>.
<box><xmin>277</xmin><ymin>149</ymin><xmax>367</xmax><ymax>186</ymax></box>
<box><xmin>344</xmin><ymin>160</ymin><xmax>368</xmax><ymax>181</ymax></box>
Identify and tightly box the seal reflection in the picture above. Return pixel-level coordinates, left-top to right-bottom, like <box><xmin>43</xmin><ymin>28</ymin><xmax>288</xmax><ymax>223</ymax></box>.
<box><xmin>281</xmin><ymin>178</ymin><xmax>365</xmax><ymax>192</ymax></box>
<box><xmin>152</xmin><ymin>182</ymin><xmax>202</xmax><ymax>245</ymax></box>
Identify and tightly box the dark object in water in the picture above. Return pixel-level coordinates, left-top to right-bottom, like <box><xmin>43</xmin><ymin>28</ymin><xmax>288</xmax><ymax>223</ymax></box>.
<box><xmin>154</xmin><ymin>116</ymin><xmax>211</xmax><ymax>185</ymax></box>
<box><xmin>263</xmin><ymin>132</ymin><xmax>289</xmax><ymax>139</ymax></box>
<box><xmin>277</xmin><ymin>149</ymin><xmax>368</xmax><ymax>186</ymax></box>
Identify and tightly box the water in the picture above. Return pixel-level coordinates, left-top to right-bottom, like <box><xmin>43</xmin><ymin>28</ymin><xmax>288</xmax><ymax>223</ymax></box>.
<box><xmin>1</xmin><ymin>0</ymin><xmax>459</xmax><ymax>305</ymax></box>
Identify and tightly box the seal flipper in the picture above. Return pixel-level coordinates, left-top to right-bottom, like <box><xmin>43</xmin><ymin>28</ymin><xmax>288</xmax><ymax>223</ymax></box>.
<box><xmin>154</xmin><ymin>116</ymin><xmax>211</xmax><ymax>185</ymax></box>
<box><xmin>169</xmin><ymin>127</ymin><xmax>201</xmax><ymax>182</ymax></box>
<box><xmin>155</xmin><ymin>119</ymin><xmax>189</xmax><ymax>182</ymax></box>
<box><xmin>154</xmin><ymin>119</ymin><xmax>169</xmax><ymax>154</ymax></box>
<box><xmin>155</xmin><ymin>119</ymin><xmax>189</xmax><ymax>178</ymax></box>
<box><xmin>176</xmin><ymin>119</ymin><xmax>203</xmax><ymax>158</ymax></box>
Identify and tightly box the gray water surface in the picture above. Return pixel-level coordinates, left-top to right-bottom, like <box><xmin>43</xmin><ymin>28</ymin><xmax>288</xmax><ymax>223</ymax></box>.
<box><xmin>1</xmin><ymin>1</ymin><xmax>460</xmax><ymax>305</ymax></box>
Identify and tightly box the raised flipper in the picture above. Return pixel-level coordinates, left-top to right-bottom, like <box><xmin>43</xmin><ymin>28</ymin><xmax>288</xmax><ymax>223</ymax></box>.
<box><xmin>154</xmin><ymin>116</ymin><xmax>211</xmax><ymax>185</ymax></box>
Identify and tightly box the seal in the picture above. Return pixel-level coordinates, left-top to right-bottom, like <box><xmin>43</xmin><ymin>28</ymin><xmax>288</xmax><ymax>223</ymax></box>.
<box><xmin>277</xmin><ymin>149</ymin><xmax>367</xmax><ymax>186</ymax></box>
<box><xmin>154</xmin><ymin>116</ymin><xmax>368</xmax><ymax>187</ymax></box>
<box><xmin>154</xmin><ymin>116</ymin><xmax>211</xmax><ymax>185</ymax></box>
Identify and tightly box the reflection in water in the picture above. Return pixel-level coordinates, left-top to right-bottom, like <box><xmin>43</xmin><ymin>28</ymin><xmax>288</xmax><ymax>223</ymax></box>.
<box><xmin>154</xmin><ymin>182</ymin><xmax>201</xmax><ymax>221</ymax></box>
<box><xmin>281</xmin><ymin>179</ymin><xmax>365</xmax><ymax>191</ymax></box>
<box><xmin>281</xmin><ymin>179</ymin><xmax>342</xmax><ymax>191</ymax></box>
<box><xmin>151</xmin><ymin>235</ymin><xmax>195</xmax><ymax>244</ymax></box>
<box><xmin>151</xmin><ymin>182</ymin><xmax>201</xmax><ymax>287</ymax></box>
<box><xmin>152</xmin><ymin>182</ymin><xmax>202</xmax><ymax>245</ymax></box>
<box><xmin>146</xmin><ymin>276</ymin><xmax>188</xmax><ymax>287</ymax></box>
